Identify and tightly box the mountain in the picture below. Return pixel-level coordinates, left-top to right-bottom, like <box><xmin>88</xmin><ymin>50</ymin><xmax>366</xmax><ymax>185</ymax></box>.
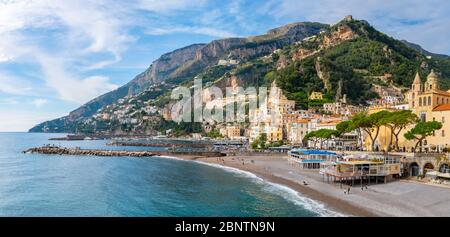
<box><xmin>29</xmin><ymin>16</ymin><xmax>450</xmax><ymax>133</ymax></box>
<box><xmin>29</xmin><ymin>22</ymin><xmax>328</xmax><ymax>132</ymax></box>
<box><xmin>266</xmin><ymin>16</ymin><xmax>450</xmax><ymax>108</ymax></box>
<box><xmin>401</xmin><ymin>40</ymin><xmax>450</xmax><ymax>59</ymax></box>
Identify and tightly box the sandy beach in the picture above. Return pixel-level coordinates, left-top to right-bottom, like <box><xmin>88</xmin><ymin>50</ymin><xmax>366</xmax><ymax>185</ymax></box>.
<box><xmin>170</xmin><ymin>154</ymin><xmax>450</xmax><ymax>217</ymax></box>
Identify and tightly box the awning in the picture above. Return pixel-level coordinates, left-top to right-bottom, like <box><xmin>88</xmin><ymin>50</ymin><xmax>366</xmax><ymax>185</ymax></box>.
<box><xmin>290</xmin><ymin>149</ymin><xmax>338</xmax><ymax>156</ymax></box>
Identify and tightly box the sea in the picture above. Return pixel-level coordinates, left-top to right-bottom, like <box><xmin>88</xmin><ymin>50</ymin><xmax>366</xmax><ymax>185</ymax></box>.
<box><xmin>0</xmin><ymin>132</ymin><xmax>340</xmax><ymax>217</ymax></box>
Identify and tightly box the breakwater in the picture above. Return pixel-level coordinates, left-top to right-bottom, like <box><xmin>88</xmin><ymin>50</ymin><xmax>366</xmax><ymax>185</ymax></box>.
<box><xmin>24</xmin><ymin>146</ymin><xmax>156</xmax><ymax>157</ymax></box>
<box><xmin>23</xmin><ymin>146</ymin><xmax>226</xmax><ymax>158</ymax></box>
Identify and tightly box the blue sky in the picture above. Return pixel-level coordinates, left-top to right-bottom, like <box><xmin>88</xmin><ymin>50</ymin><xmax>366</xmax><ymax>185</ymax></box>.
<box><xmin>0</xmin><ymin>0</ymin><xmax>449</xmax><ymax>131</ymax></box>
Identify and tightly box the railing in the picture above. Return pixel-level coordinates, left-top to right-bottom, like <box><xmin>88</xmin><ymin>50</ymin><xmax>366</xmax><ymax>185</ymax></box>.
<box><xmin>320</xmin><ymin>167</ymin><xmax>393</xmax><ymax>177</ymax></box>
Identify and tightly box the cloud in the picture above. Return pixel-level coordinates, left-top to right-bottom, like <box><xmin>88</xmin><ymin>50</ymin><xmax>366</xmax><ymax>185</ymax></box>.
<box><xmin>146</xmin><ymin>26</ymin><xmax>236</xmax><ymax>38</ymax></box>
<box><xmin>0</xmin><ymin>98</ymin><xmax>19</xmax><ymax>105</ymax></box>
<box><xmin>37</xmin><ymin>55</ymin><xmax>118</xmax><ymax>103</ymax></box>
<box><xmin>0</xmin><ymin>53</ymin><xmax>13</xmax><ymax>62</ymax></box>
<box><xmin>31</xmin><ymin>98</ymin><xmax>48</xmax><ymax>108</ymax></box>
<box><xmin>0</xmin><ymin>73</ymin><xmax>33</xmax><ymax>96</ymax></box>
<box><xmin>137</xmin><ymin>0</ymin><xmax>208</xmax><ymax>13</ymax></box>
<box><xmin>0</xmin><ymin>0</ymin><xmax>131</xmax><ymax>104</ymax></box>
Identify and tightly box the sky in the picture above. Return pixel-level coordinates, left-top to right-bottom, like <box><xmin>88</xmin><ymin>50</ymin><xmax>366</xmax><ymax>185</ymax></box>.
<box><xmin>0</xmin><ymin>0</ymin><xmax>449</xmax><ymax>132</ymax></box>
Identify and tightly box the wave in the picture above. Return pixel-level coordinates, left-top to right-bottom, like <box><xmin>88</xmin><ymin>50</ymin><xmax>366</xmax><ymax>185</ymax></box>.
<box><xmin>158</xmin><ymin>155</ymin><xmax>345</xmax><ymax>217</ymax></box>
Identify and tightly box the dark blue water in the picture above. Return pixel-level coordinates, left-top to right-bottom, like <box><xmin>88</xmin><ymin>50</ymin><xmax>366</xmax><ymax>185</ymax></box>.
<box><xmin>0</xmin><ymin>133</ymin><xmax>338</xmax><ymax>216</ymax></box>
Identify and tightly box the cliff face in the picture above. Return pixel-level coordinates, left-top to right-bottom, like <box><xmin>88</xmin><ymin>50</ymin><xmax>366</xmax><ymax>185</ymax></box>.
<box><xmin>149</xmin><ymin>43</ymin><xmax>206</xmax><ymax>83</ymax></box>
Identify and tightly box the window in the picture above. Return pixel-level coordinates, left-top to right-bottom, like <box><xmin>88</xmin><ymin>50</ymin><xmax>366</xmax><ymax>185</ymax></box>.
<box><xmin>443</xmin><ymin>117</ymin><xmax>446</xmax><ymax>123</ymax></box>
<box><xmin>420</xmin><ymin>113</ymin><xmax>426</xmax><ymax>122</ymax></box>
<box><xmin>412</xmin><ymin>101</ymin><xmax>415</xmax><ymax>107</ymax></box>
<box><xmin>442</xmin><ymin>130</ymin><xmax>445</xmax><ymax>137</ymax></box>
<box><xmin>419</xmin><ymin>97</ymin><xmax>422</xmax><ymax>106</ymax></box>
<box><xmin>433</xmin><ymin>117</ymin><xmax>436</xmax><ymax>121</ymax></box>
<box><xmin>428</xmin><ymin>96</ymin><xmax>431</xmax><ymax>105</ymax></box>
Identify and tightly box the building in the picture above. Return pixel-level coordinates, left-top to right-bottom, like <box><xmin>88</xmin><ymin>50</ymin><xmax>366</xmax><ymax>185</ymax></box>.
<box><xmin>320</xmin><ymin>155</ymin><xmax>401</xmax><ymax>184</ymax></box>
<box><xmin>407</xmin><ymin>70</ymin><xmax>450</xmax><ymax>151</ymax></box>
<box><xmin>309</xmin><ymin>91</ymin><xmax>323</xmax><ymax>100</ymax></box>
<box><xmin>225</xmin><ymin>125</ymin><xmax>241</xmax><ymax>139</ymax></box>
<box><xmin>429</xmin><ymin>104</ymin><xmax>450</xmax><ymax>151</ymax></box>
<box><xmin>407</xmin><ymin>70</ymin><xmax>450</xmax><ymax>122</ymax></box>
<box><xmin>288</xmin><ymin>119</ymin><xmax>310</xmax><ymax>145</ymax></box>
<box><xmin>363</xmin><ymin>105</ymin><xmax>402</xmax><ymax>151</ymax></box>
<box><xmin>365</xmin><ymin>70</ymin><xmax>450</xmax><ymax>152</ymax></box>
<box><xmin>249</xmin><ymin>123</ymin><xmax>283</xmax><ymax>143</ymax></box>
<box><xmin>249</xmin><ymin>81</ymin><xmax>295</xmax><ymax>143</ymax></box>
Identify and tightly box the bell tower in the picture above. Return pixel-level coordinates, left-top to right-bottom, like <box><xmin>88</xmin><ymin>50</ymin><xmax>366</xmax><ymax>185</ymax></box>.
<box><xmin>411</xmin><ymin>72</ymin><xmax>422</xmax><ymax>92</ymax></box>
<box><xmin>425</xmin><ymin>69</ymin><xmax>439</xmax><ymax>91</ymax></box>
<box><xmin>409</xmin><ymin>72</ymin><xmax>422</xmax><ymax>109</ymax></box>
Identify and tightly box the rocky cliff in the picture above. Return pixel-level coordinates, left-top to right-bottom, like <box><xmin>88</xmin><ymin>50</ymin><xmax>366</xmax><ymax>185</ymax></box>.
<box><xmin>30</xmin><ymin>21</ymin><xmax>327</xmax><ymax>132</ymax></box>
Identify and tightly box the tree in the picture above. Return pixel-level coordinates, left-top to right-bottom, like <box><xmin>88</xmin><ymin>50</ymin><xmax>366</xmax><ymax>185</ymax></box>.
<box><xmin>355</xmin><ymin>111</ymin><xmax>391</xmax><ymax>151</ymax></box>
<box><xmin>382</xmin><ymin>110</ymin><xmax>418</xmax><ymax>151</ymax></box>
<box><xmin>303</xmin><ymin>131</ymin><xmax>318</xmax><ymax>148</ymax></box>
<box><xmin>314</xmin><ymin>129</ymin><xmax>340</xmax><ymax>149</ymax></box>
<box><xmin>404</xmin><ymin>121</ymin><xmax>443</xmax><ymax>152</ymax></box>
<box><xmin>206</xmin><ymin>129</ymin><xmax>223</xmax><ymax>139</ymax></box>
<box><xmin>336</xmin><ymin>120</ymin><xmax>354</xmax><ymax>135</ymax></box>
<box><xmin>251</xmin><ymin>133</ymin><xmax>267</xmax><ymax>150</ymax></box>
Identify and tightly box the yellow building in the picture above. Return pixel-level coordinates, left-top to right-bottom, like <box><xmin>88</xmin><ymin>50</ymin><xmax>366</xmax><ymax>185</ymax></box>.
<box><xmin>408</xmin><ymin>70</ymin><xmax>450</xmax><ymax>122</ymax></box>
<box><xmin>309</xmin><ymin>91</ymin><xmax>323</xmax><ymax>100</ymax></box>
<box><xmin>365</xmin><ymin>70</ymin><xmax>450</xmax><ymax>152</ymax></box>
<box><xmin>249</xmin><ymin>123</ymin><xmax>283</xmax><ymax>143</ymax></box>
<box><xmin>219</xmin><ymin>124</ymin><xmax>241</xmax><ymax>139</ymax></box>
<box><xmin>364</xmin><ymin>105</ymin><xmax>401</xmax><ymax>151</ymax></box>
<box><xmin>428</xmin><ymin>105</ymin><xmax>450</xmax><ymax>151</ymax></box>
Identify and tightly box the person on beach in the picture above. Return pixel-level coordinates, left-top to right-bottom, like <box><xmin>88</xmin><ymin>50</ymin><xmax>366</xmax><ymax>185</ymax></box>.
<box><xmin>347</xmin><ymin>187</ymin><xmax>351</xmax><ymax>194</ymax></box>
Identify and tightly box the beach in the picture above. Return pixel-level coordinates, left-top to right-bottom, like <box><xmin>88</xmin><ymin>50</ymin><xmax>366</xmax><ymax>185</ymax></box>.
<box><xmin>171</xmin><ymin>154</ymin><xmax>450</xmax><ymax>217</ymax></box>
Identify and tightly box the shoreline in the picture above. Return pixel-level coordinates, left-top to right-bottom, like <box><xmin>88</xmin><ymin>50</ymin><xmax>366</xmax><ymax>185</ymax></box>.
<box><xmin>167</xmin><ymin>154</ymin><xmax>450</xmax><ymax>217</ymax></box>
<box><xmin>166</xmin><ymin>154</ymin><xmax>375</xmax><ymax>217</ymax></box>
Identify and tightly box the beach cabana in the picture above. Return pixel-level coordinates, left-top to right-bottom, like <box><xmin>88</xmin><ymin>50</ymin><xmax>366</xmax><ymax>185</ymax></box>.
<box><xmin>288</xmin><ymin>149</ymin><xmax>339</xmax><ymax>169</ymax></box>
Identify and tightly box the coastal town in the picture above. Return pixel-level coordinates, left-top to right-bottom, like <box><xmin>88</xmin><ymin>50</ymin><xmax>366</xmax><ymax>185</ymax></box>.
<box><xmin>37</xmin><ymin>69</ymin><xmax>450</xmax><ymax>196</ymax></box>
<box><xmin>15</xmin><ymin>11</ymin><xmax>450</xmax><ymax>218</ymax></box>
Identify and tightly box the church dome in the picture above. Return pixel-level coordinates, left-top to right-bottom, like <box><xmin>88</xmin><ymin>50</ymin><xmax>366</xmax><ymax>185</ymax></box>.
<box><xmin>427</xmin><ymin>69</ymin><xmax>439</xmax><ymax>82</ymax></box>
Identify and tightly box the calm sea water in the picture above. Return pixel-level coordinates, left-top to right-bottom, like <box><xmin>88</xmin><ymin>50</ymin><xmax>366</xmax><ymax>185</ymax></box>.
<box><xmin>0</xmin><ymin>133</ymin><xmax>338</xmax><ymax>217</ymax></box>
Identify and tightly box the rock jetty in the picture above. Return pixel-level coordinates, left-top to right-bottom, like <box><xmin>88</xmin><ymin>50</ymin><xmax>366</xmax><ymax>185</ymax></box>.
<box><xmin>23</xmin><ymin>146</ymin><xmax>226</xmax><ymax>158</ymax></box>
<box><xmin>24</xmin><ymin>146</ymin><xmax>155</xmax><ymax>157</ymax></box>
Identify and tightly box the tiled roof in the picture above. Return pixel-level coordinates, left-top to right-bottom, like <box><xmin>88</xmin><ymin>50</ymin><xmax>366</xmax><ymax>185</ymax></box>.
<box><xmin>433</xmin><ymin>104</ymin><xmax>450</xmax><ymax>111</ymax></box>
